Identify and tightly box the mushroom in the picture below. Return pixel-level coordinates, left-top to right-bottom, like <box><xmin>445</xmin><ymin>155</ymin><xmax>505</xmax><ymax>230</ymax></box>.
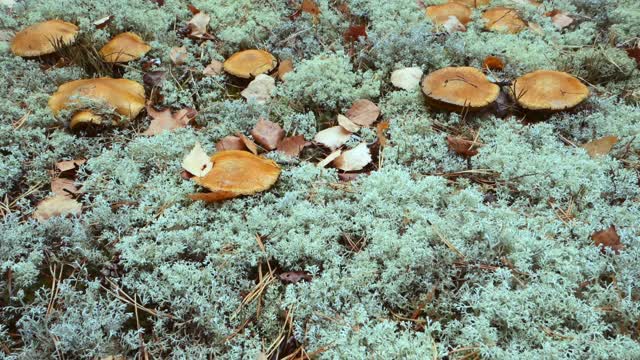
<box><xmin>223</xmin><ymin>49</ymin><xmax>277</xmax><ymax>79</ymax></box>
<box><xmin>11</xmin><ymin>19</ymin><xmax>79</xmax><ymax>57</ymax></box>
<box><xmin>426</xmin><ymin>3</ymin><xmax>472</xmax><ymax>28</ymax></box>
<box><xmin>511</xmin><ymin>70</ymin><xmax>589</xmax><ymax>111</ymax></box>
<box><xmin>421</xmin><ymin>67</ymin><xmax>500</xmax><ymax>111</ymax></box>
<box><xmin>189</xmin><ymin>150</ymin><xmax>281</xmax><ymax>202</ymax></box>
<box><xmin>48</xmin><ymin>77</ymin><xmax>145</xmax><ymax>128</ymax></box>
<box><xmin>450</xmin><ymin>0</ymin><xmax>491</xmax><ymax>8</ymax></box>
<box><xmin>99</xmin><ymin>32</ymin><xmax>151</xmax><ymax>63</ymax></box>
<box><xmin>482</xmin><ymin>7</ymin><xmax>526</xmax><ymax>34</ymax></box>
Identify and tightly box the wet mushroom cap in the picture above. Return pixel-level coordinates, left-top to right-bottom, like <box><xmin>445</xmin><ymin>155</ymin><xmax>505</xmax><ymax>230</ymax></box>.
<box><xmin>482</xmin><ymin>7</ymin><xmax>526</xmax><ymax>34</ymax></box>
<box><xmin>70</xmin><ymin>110</ymin><xmax>103</xmax><ymax>128</ymax></box>
<box><xmin>421</xmin><ymin>67</ymin><xmax>500</xmax><ymax>111</ymax></box>
<box><xmin>193</xmin><ymin>150</ymin><xmax>281</xmax><ymax>195</ymax></box>
<box><xmin>48</xmin><ymin>77</ymin><xmax>145</xmax><ymax>120</ymax></box>
<box><xmin>512</xmin><ymin>70</ymin><xmax>589</xmax><ymax>111</ymax></box>
<box><xmin>11</xmin><ymin>20</ymin><xmax>79</xmax><ymax>57</ymax></box>
<box><xmin>99</xmin><ymin>32</ymin><xmax>151</xmax><ymax>63</ymax></box>
<box><xmin>223</xmin><ymin>49</ymin><xmax>277</xmax><ymax>79</ymax></box>
<box><xmin>426</xmin><ymin>3</ymin><xmax>472</xmax><ymax>26</ymax></box>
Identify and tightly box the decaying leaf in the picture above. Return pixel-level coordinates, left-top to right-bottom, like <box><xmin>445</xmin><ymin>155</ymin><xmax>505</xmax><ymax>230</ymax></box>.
<box><xmin>143</xmin><ymin>70</ymin><xmax>166</xmax><ymax>87</ymax></box>
<box><xmin>203</xmin><ymin>60</ymin><xmax>223</xmax><ymax>76</ymax></box>
<box><xmin>277</xmin><ymin>59</ymin><xmax>294</xmax><ymax>81</ymax></box>
<box><xmin>51</xmin><ymin>177</ymin><xmax>79</xmax><ymax>197</ymax></box>
<box><xmin>592</xmin><ymin>225</ymin><xmax>623</xmax><ymax>254</ymax></box>
<box><xmin>187</xmin><ymin>11</ymin><xmax>213</xmax><ymax>39</ymax></box>
<box><xmin>390</xmin><ymin>67</ymin><xmax>423</xmax><ymax>91</ymax></box>
<box><xmin>56</xmin><ymin>158</ymin><xmax>86</xmax><ymax>173</ymax></box>
<box><xmin>33</xmin><ymin>195</ymin><xmax>82</xmax><ymax>222</ymax></box>
<box><xmin>447</xmin><ymin>136</ymin><xmax>481</xmax><ymax>157</ymax></box>
<box><xmin>237</xmin><ymin>133</ymin><xmax>259</xmax><ymax>154</ymax></box>
<box><xmin>545</xmin><ymin>10</ymin><xmax>574</xmax><ymax>30</ymax></box>
<box><xmin>143</xmin><ymin>105</ymin><xmax>197</xmax><ymax>135</ymax></box>
<box><xmin>344</xmin><ymin>24</ymin><xmax>367</xmax><ymax>42</ymax></box>
<box><xmin>333</xmin><ymin>143</ymin><xmax>372</xmax><ymax>171</ymax></box>
<box><xmin>377</xmin><ymin>120</ymin><xmax>390</xmax><ymax>147</ymax></box>
<box><xmin>337</xmin><ymin>114</ymin><xmax>360</xmax><ymax>132</ymax></box>
<box><xmin>277</xmin><ymin>135</ymin><xmax>310</xmax><ymax>157</ymax></box>
<box><xmin>346</xmin><ymin>99</ymin><xmax>379</xmax><ymax>127</ymax></box>
<box><xmin>170</xmin><ymin>46</ymin><xmax>188</xmax><ymax>65</ymax></box>
<box><xmin>317</xmin><ymin>149</ymin><xmax>342</xmax><ymax>168</ymax></box>
<box><xmin>182</xmin><ymin>142</ymin><xmax>213</xmax><ymax>177</ymax></box>
<box><xmin>626</xmin><ymin>47</ymin><xmax>640</xmax><ymax>67</ymax></box>
<box><xmin>314</xmin><ymin>126</ymin><xmax>352</xmax><ymax>150</ymax></box>
<box><xmin>279</xmin><ymin>271</ymin><xmax>313</xmax><ymax>284</ymax></box>
<box><xmin>581</xmin><ymin>136</ymin><xmax>618</xmax><ymax>158</ymax></box>
<box><xmin>241</xmin><ymin>74</ymin><xmax>275</xmax><ymax>104</ymax></box>
<box><xmin>216</xmin><ymin>136</ymin><xmax>247</xmax><ymax>151</ymax></box>
<box><xmin>251</xmin><ymin>118</ymin><xmax>285</xmax><ymax>151</ymax></box>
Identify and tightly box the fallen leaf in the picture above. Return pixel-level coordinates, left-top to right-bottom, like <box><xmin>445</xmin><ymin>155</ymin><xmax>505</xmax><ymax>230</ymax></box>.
<box><xmin>344</xmin><ymin>24</ymin><xmax>367</xmax><ymax>42</ymax></box>
<box><xmin>545</xmin><ymin>10</ymin><xmax>574</xmax><ymax>30</ymax></box>
<box><xmin>447</xmin><ymin>136</ymin><xmax>481</xmax><ymax>157</ymax></box>
<box><xmin>181</xmin><ymin>142</ymin><xmax>213</xmax><ymax>177</ymax></box>
<box><xmin>346</xmin><ymin>99</ymin><xmax>380</xmax><ymax>127</ymax></box>
<box><xmin>187</xmin><ymin>4</ymin><xmax>200</xmax><ymax>14</ymax></box>
<box><xmin>592</xmin><ymin>225</ymin><xmax>623</xmax><ymax>254</ymax></box>
<box><xmin>317</xmin><ymin>149</ymin><xmax>342</xmax><ymax>168</ymax></box>
<box><xmin>277</xmin><ymin>135</ymin><xmax>310</xmax><ymax>157</ymax></box>
<box><xmin>391</xmin><ymin>67</ymin><xmax>423</xmax><ymax>91</ymax></box>
<box><xmin>93</xmin><ymin>15</ymin><xmax>114</xmax><ymax>29</ymax></box>
<box><xmin>203</xmin><ymin>60</ymin><xmax>223</xmax><ymax>76</ymax></box>
<box><xmin>51</xmin><ymin>178</ymin><xmax>79</xmax><ymax>197</ymax></box>
<box><xmin>56</xmin><ymin>158</ymin><xmax>86</xmax><ymax>173</ymax></box>
<box><xmin>376</xmin><ymin>121</ymin><xmax>390</xmax><ymax>147</ymax></box>
<box><xmin>314</xmin><ymin>126</ymin><xmax>352</xmax><ymax>150</ymax></box>
<box><xmin>143</xmin><ymin>105</ymin><xmax>197</xmax><ymax>135</ymax></box>
<box><xmin>237</xmin><ymin>133</ymin><xmax>259</xmax><ymax>155</ymax></box>
<box><xmin>143</xmin><ymin>70</ymin><xmax>166</xmax><ymax>87</ymax></box>
<box><xmin>626</xmin><ymin>47</ymin><xmax>640</xmax><ymax>67</ymax></box>
<box><xmin>337</xmin><ymin>114</ymin><xmax>360</xmax><ymax>132</ymax></box>
<box><xmin>301</xmin><ymin>0</ymin><xmax>320</xmax><ymax>16</ymax></box>
<box><xmin>581</xmin><ymin>135</ymin><xmax>618</xmax><ymax>158</ymax></box>
<box><xmin>33</xmin><ymin>195</ymin><xmax>82</xmax><ymax>222</ymax></box>
<box><xmin>241</xmin><ymin>74</ymin><xmax>276</xmax><ymax>104</ymax></box>
<box><xmin>216</xmin><ymin>136</ymin><xmax>247</xmax><ymax>151</ymax></box>
<box><xmin>187</xmin><ymin>11</ymin><xmax>213</xmax><ymax>39</ymax></box>
<box><xmin>277</xmin><ymin>59</ymin><xmax>294</xmax><ymax>81</ymax></box>
<box><xmin>333</xmin><ymin>143</ymin><xmax>372</xmax><ymax>171</ymax></box>
<box><xmin>170</xmin><ymin>46</ymin><xmax>188</xmax><ymax>65</ymax></box>
<box><xmin>251</xmin><ymin>118</ymin><xmax>285</xmax><ymax>151</ymax></box>
<box><xmin>279</xmin><ymin>271</ymin><xmax>313</xmax><ymax>284</ymax></box>
<box><xmin>482</xmin><ymin>56</ymin><xmax>505</xmax><ymax>71</ymax></box>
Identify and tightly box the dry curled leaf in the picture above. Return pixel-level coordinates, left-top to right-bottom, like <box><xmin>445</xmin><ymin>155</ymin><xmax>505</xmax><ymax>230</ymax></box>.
<box><xmin>279</xmin><ymin>271</ymin><xmax>313</xmax><ymax>284</ymax></box>
<box><xmin>333</xmin><ymin>143</ymin><xmax>372</xmax><ymax>171</ymax></box>
<box><xmin>93</xmin><ymin>15</ymin><xmax>114</xmax><ymax>29</ymax></box>
<box><xmin>545</xmin><ymin>10</ymin><xmax>574</xmax><ymax>30</ymax></box>
<box><xmin>203</xmin><ymin>60</ymin><xmax>223</xmax><ymax>76</ymax></box>
<box><xmin>337</xmin><ymin>114</ymin><xmax>360</xmax><ymax>133</ymax></box>
<box><xmin>390</xmin><ymin>67</ymin><xmax>423</xmax><ymax>91</ymax></box>
<box><xmin>181</xmin><ymin>142</ymin><xmax>213</xmax><ymax>177</ymax></box>
<box><xmin>592</xmin><ymin>226</ymin><xmax>623</xmax><ymax>254</ymax></box>
<box><xmin>143</xmin><ymin>105</ymin><xmax>197</xmax><ymax>135</ymax></box>
<box><xmin>317</xmin><ymin>149</ymin><xmax>342</xmax><ymax>168</ymax></box>
<box><xmin>251</xmin><ymin>118</ymin><xmax>285</xmax><ymax>151</ymax></box>
<box><xmin>277</xmin><ymin>135</ymin><xmax>310</xmax><ymax>157</ymax></box>
<box><xmin>216</xmin><ymin>136</ymin><xmax>247</xmax><ymax>151</ymax></box>
<box><xmin>241</xmin><ymin>74</ymin><xmax>275</xmax><ymax>104</ymax></box>
<box><xmin>56</xmin><ymin>158</ymin><xmax>86</xmax><ymax>173</ymax></box>
<box><xmin>33</xmin><ymin>195</ymin><xmax>82</xmax><ymax>222</ymax></box>
<box><xmin>170</xmin><ymin>46</ymin><xmax>188</xmax><ymax>65</ymax></box>
<box><xmin>346</xmin><ymin>99</ymin><xmax>379</xmax><ymax>127</ymax></box>
<box><xmin>581</xmin><ymin>136</ymin><xmax>618</xmax><ymax>158</ymax></box>
<box><xmin>187</xmin><ymin>11</ymin><xmax>213</xmax><ymax>39</ymax></box>
<box><xmin>237</xmin><ymin>133</ymin><xmax>259</xmax><ymax>155</ymax></box>
<box><xmin>51</xmin><ymin>177</ymin><xmax>79</xmax><ymax>197</ymax></box>
<box><xmin>314</xmin><ymin>126</ymin><xmax>352</xmax><ymax>150</ymax></box>
<box><xmin>447</xmin><ymin>136</ymin><xmax>481</xmax><ymax>157</ymax></box>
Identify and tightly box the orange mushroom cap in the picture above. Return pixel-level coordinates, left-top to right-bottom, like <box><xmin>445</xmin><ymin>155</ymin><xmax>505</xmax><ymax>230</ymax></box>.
<box><xmin>482</xmin><ymin>7</ymin><xmax>526</xmax><ymax>34</ymax></box>
<box><xmin>223</xmin><ymin>49</ymin><xmax>277</xmax><ymax>79</ymax></box>
<box><xmin>99</xmin><ymin>32</ymin><xmax>151</xmax><ymax>63</ymax></box>
<box><xmin>421</xmin><ymin>67</ymin><xmax>500</xmax><ymax>111</ymax></box>
<box><xmin>450</xmin><ymin>0</ymin><xmax>491</xmax><ymax>8</ymax></box>
<box><xmin>11</xmin><ymin>20</ymin><xmax>79</xmax><ymax>57</ymax></box>
<box><xmin>512</xmin><ymin>70</ymin><xmax>589</xmax><ymax>111</ymax></box>
<box><xmin>48</xmin><ymin>77</ymin><xmax>145</xmax><ymax>126</ymax></box>
<box><xmin>191</xmin><ymin>150</ymin><xmax>281</xmax><ymax>201</ymax></box>
<box><xmin>426</xmin><ymin>3</ymin><xmax>472</xmax><ymax>27</ymax></box>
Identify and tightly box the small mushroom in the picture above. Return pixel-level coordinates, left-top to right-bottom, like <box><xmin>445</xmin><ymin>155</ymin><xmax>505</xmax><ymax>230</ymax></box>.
<box><xmin>11</xmin><ymin>19</ymin><xmax>79</xmax><ymax>57</ymax></box>
<box><xmin>99</xmin><ymin>32</ymin><xmax>151</xmax><ymax>63</ymax></box>
<box><xmin>223</xmin><ymin>49</ymin><xmax>277</xmax><ymax>79</ymax></box>
<box><xmin>511</xmin><ymin>70</ymin><xmax>589</xmax><ymax>111</ymax></box>
<box><xmin>426</xmin><ymin>3</ymin><xmax>472</xmax><ymax>28</ymax></box>
<box><xmin>450</xmin><ymin>0</ymin><xmax>491</xmax><ymax>7</ymax></box>
<box><xmin>421</xmin><ymin>67</ymin><xmax>500</xmax><ymax>111</ymax></box>
<box><xmin>482</xmin><ymin>7</ymin><xmax>526</xmax><ymax>34</ymax></box>
<box><xmin>190</xmin><ymin>150</ymin><xmax>281</xmax><ymax>202</ymax></box>
<box><xmin>48</xmin><ymin>78</ymin><xmax>145</xmax><ymax>128</ymax></box>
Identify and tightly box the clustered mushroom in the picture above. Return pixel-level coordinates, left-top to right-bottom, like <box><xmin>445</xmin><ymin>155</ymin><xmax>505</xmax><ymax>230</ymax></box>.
<box><xmin>425</xmin><ymin>2</ymin><xmax>526</xmax><ymax>34</ymax></box>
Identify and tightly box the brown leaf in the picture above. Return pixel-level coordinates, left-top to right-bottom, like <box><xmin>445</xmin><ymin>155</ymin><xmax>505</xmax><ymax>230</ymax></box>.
<box><xmin>187</xmin><ymin>4</ymin><xmax>200</xmax><ymax>14</ymax></box>
<box><xmin>301</xmin><ymin>0</ymin><xmax>321</xmax><ymax>16</ymax></box>
<box><xmin>170</xmin><ymin>46</ymin><xmax>188</xmax><ymax>65</ymax></box>
<box><xmin>203</xmin><ymin>60</ymin><xmax>223</xmax><ymax>76</ymax></box>
<box><xmin>344</xmin><ymin>24</ymin><xmax>367</xmax><ymax>42</ymax></box>
<box><xmin>333</xmin><ymin>143</ymin><xmax>372</xmax><ymax>171</ymax></box>
<box><xmin>251</xmin><ymin>118</ymin><xmax>285</xmax><ymax>151</ymax></box>
<box><xmin>545</xmin><ymin>10</ymin><xmax>574</xmax><ymax>30</ymax></box>
<box><xmin>143</xmin><ymin>70</ymin><xmax>166</xmax><ymax>87</ymax></box>
<box><xmin>143</xmin><ymin>105</ymin><xmax>197</xmax><ymax>135</ymax></box>
<box><xmin>277</xmin><ymin>59</ymin><xmax>294</xmax><ymax>81</ymax></box>
<box><xmin>51</xmin><ymin>178</ymin><xmax>79</xmax><ymax>197</ymax></box>
<box><xmin>216</xmin><ymin>136</ymin><xmax>247</xmax><ymax>151</ymax></box>
<box><xmin>346</xmin><ymin>99</ymin><xmax>379</xmax><ymax>127</ymax></box>
<box><xmin>317</xmin><ymin>149</ymin><xmax>342</xmax><ymax>168</ymax></box>
<box><xmin>187</xmin><ymin>12</ymin><xmax>214</xmax><ymax>39</ymax></box>
<box><xmin>626</xmin><ymin>47</ymin><xmax>640</xmax><ymax>68</ymax></box>
<box><xmin>237</xmin><ymin>133</ymin><xmax>259</xmax><ymax>154</ymax></box>
<box><xmin>592</xmin><ymin>226</ymin><xmax>623</xmax><ymax>254</ymax></box>
<box><xmin>337</xmin><ymin>114</ymin><xmax>360</xmax><ymax>132</ymax></box>
<box><xmin>279</xmin><ymin>271</ymin><xmax>313</xmax><ymax>284</ymax></box>
<box><xmin>447</xmin><ymin>136</ymin><xmax>481</xmax><ymax>157</ymax></box>
<box><xmin>277</xmin><ymin>135</ymin><xmax>310</xmax><ymax>157</ymax></box>
<box><xmin>377</xmin><ymin>121</ymin><xmax>390</xmax><ymax>147</ymax></box>
<box><xmin>581</xmin><ymin>135</ymin><xmax>618</xmax><ymax>158</ymax></box>
<box><xmin>56</xmin><ymin>158</ymin><xmax>86</xmax><ymax>173</ymax></box>
<box><xmin>93</xmin><ymin>15</ymin><xmax>114</xmax><ymax>29</ymax></box>
<box><xmin>33</xmin><ymin>195</ymin><xmax>82</xmax><ymax>222</ymax></box>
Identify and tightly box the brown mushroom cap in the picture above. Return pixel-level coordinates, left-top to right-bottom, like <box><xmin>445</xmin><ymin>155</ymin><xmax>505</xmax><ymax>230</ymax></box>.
<box><xmin>11</xmin><ymin>20</ymin><xmax>79</xmax><ymax>57</ymax></box>
<box><xmin>99</xmin><ymin>32</ymin><xmax>151</xmax><ymax>63</ymax></box>
<box><xmin>450</xmin><ymin>0</ymin><xmax>491</xmax><ymax>8</ymax></box>
<box><xmin>512</xmin><ymin>70</ymin><xmax>589</xmax><ymax>111</ymax></box>
<box><xmin>49</xmin><ymin>78</ymin><xmax>145</xmax><ymax>125</ymax></box>
<box><xmin>223</xmin><ymin>49</ymin><xmax>277</xmax><ymax>79</ymax></box>
<box><xmin>421</xmin><ymin>67</ymin><xmax>500</xmax><ymax>111</ymax></box>
<box><xmin>192</xmin><ymin>150</ymin><xmax>281</xmax><ymax>200</ymax></box>
<box><xmin>482</xmin><ymin>7</ymin><xmax>526</xmax><ymax>34</ymax></box>
<box><xmin>426</xmin><ymin>3</ymin><xmax>472</xmax><ymax>27</ymax></box>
